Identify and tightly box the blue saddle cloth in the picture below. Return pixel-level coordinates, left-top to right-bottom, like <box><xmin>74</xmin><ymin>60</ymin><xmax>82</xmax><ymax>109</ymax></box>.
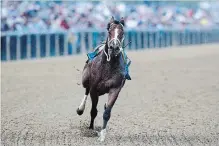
<box><xmin>87</xmin><ymin>50</ymin><xmax>131</xmax><ymax>80</ymax></box>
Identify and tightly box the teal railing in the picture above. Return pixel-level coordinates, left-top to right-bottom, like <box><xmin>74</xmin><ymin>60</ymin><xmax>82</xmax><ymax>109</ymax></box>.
<box><xmin>1</xmin><ymin>28</ymin><xmax>219</xmax><ymax>61</ymax></box>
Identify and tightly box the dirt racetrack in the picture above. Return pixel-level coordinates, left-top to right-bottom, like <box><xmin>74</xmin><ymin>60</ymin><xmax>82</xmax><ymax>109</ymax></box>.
<box><xmin>1</xmin><ymin>44</ymin><xmax>219</xmax><ymax>146</ymax></box>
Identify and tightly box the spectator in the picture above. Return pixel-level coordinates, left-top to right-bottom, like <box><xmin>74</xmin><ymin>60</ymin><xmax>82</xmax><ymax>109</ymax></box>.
<box><xmin>1</xmin><ymin>1</ymin><xmax>218</xmax><ymax>32</ymax></box>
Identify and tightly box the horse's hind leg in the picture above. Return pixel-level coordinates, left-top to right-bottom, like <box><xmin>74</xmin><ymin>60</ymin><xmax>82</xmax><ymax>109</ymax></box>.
<box><xmin>76</xmin><ymin>88</ymin><xmax>89</xmax><ymax>115</ymax></box>
<box><xmin>89</xmin><ymin>89</ymin><xmax>99</xmax><ymax>129</ymax></box>
<box><xmin>98</xmin><ymin>87</ymin><xmax>122</xmax><ymax>142</ymax></box>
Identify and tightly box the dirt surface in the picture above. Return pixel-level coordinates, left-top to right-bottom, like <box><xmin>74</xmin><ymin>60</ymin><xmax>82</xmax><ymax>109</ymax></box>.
<box><xmin>1</xmin><ymin>44</ymin><xmax>219</xmax><ymax>146</ymax></box>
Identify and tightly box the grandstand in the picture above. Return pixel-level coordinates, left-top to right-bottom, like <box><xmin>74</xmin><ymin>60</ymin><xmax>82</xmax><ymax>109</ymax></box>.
<box><xmin>1</xmin><ymin>1</ymin><xmax>219</xmax><ymax>32</ymax></box>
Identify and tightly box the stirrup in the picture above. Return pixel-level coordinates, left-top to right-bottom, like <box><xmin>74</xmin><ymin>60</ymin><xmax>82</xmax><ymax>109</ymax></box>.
<box><xmin>125</xmin><ymin>64</ymin><xmax>131</xmax><ymax>80</ymax></box>
<box><xmin>125</xmin><ymin>74</ymin><xmax>131</xmax><ymax>80</ymax></box>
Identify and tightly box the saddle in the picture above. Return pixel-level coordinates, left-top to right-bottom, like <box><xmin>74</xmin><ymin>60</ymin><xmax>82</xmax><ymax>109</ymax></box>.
<box><xmin>86</xmin><ymin>41</ymin><xmax>106</xmax><ymax>62</ymax></box>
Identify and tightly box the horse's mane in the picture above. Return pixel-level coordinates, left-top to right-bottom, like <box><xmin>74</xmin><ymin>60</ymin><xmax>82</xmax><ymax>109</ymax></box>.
<box><xmin>107</xmin><ymin>20</ymin><xmax>125</xmax><ymax>30</ymax></box>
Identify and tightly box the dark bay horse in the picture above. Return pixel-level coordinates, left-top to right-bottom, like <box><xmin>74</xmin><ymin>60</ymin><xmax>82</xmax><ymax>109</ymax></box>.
<box><xmin>76</xmin><ymin>17</ymin><xmax>127</xmax><ymax>141</ymax></box>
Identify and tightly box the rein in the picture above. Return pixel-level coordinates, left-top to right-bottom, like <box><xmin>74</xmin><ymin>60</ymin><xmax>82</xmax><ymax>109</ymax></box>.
<box><xmin>103</xmin><ymin>47</ymin><xmax>111</xmax><ymax>61</ymax></box>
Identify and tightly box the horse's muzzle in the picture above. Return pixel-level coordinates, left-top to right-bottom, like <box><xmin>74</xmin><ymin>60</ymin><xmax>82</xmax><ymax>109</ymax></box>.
<box><xmin>109</xmin><ymin>46</ymin><xmax>120</xmax><ymax>57</ymax></box>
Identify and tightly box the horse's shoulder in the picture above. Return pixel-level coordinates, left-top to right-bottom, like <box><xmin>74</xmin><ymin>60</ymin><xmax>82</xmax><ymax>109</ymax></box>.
<box><xmin>104</xmin><ymin>72</ymin><xmax>124</xmax><ymax>88</ymax></box>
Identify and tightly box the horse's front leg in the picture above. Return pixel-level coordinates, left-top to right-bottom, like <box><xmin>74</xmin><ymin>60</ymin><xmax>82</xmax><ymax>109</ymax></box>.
<box><xmin>77</xmin><ymin>88</ymin><xmax>89</xmax><ymax>115</ymax></box>
<box><xmin>76</xmin><ymin>64</ymin><xmax>90</xmax><ymax>115</ymax></box>
<box><xmin>98</xmin><ymin>87</ymin><xmax>121</xmax><ymax>142</ymax></box>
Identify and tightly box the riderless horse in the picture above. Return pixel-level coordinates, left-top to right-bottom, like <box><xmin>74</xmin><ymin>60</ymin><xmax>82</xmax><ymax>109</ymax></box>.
<box><xmin>76</xmin><ymin>16</ymin><xmax>131</xmax><ymax>141</ymax></box>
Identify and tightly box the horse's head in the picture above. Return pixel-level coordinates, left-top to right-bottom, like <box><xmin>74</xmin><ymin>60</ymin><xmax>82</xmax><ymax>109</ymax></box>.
<box><xmin>105</xmin><ymin>16</ymin><xmax>125</xmax><ymax>61</ymax></box>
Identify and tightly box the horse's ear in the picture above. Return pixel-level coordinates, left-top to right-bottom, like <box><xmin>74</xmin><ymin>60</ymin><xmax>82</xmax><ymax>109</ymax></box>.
<box><xmin>120</xmin><ymin>17</ymin><xmax>125</xmax><ymax>26</ymax></box>
<box><xmin>110</xmin><ymin>16</ymin><xmax>114</xmax><ymax>24</ymax></box>
<box><xmin>107</xmin><ymin>16</ymin><xmax>114</xmax><ymax>31</ymax></box>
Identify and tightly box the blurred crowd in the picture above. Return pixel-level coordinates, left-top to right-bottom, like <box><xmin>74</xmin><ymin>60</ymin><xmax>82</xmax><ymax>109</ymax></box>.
<box><xmin>1</xmin><ymin>1</ymin><xmax>219</xmax><ymax>32</ymax></box>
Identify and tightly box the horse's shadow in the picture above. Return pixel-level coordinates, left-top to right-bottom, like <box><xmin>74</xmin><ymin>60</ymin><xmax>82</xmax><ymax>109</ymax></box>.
<box><xmin>78</xmin><ymin>122</ymin><xmax>101</xmax><ymax>138</ymax></box>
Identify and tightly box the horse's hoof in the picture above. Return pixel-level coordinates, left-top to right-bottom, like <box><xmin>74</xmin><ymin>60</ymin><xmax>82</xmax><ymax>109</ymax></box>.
<box><xmin>89</xmin><ymin>125</ymin><xmax>94</xmax><ymax>129</ymax></box>
<box><xmin>98</xmin><ymin>129</ymin><xmax>106</xmax><ymax>142</ymax></box>
<box><xmin>96</xmin><ymin>131</ymin><xmax>100</xmax><ymax>137</ymax></box>
<box><xmin>76</xmin><ymin>108</ymin><xmax>84</xmax><ymax>115</ymax></box>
